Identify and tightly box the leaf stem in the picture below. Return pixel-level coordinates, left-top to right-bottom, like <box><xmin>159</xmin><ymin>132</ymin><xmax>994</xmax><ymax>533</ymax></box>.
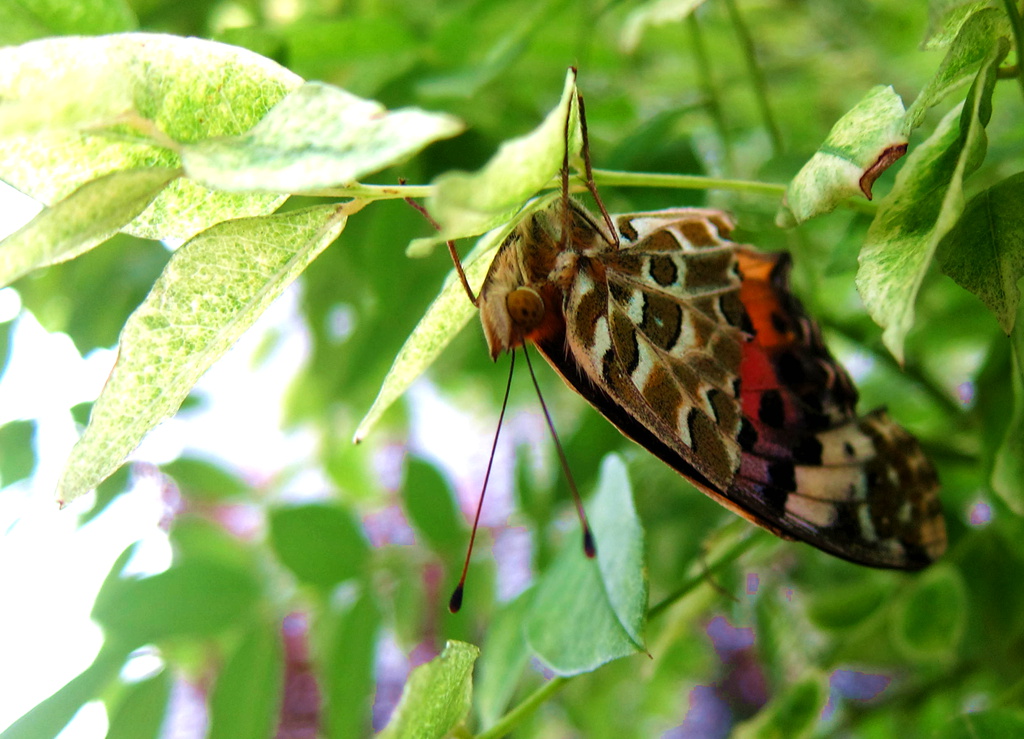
<box><xmin>721</xmin><ymin>0</ymin><xmax>784</xmax><ymax>156</ymax></box>
<box><xmin>647</xmin><ymin>527</ymin><xmax>759</xmax><ymax>620</ymax></box>
<box><xmin>589</xmin><ymin>169</ymin><xmax>786</xmax><ymax>197</ymax></box>
<box><xmin>300</xmin><ymin>183</ymin><xmax>435</xmax><ymax>199</ymax></box>
<box><xmin>475</xmin><ymin>675</ymin><xmax>572</xmax><ymax>739</ymax></box>
<box><xmin>1001</xmin><ymin>0</ymin><xmax>1024</xmax><ymax>103</ymax></box>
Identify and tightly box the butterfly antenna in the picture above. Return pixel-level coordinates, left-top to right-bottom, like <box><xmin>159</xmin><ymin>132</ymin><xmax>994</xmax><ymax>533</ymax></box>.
<box><xmin>575</xmin><ymin>90</ymin><xmax>618</xmax><ymax>248</ymax></box>
<box><xmin>522</xmin><ymin>343</ymin><xmax>596</xmax><ymax>559</ymax></box>
<box><xmin>449</xmin><ymin>350</ymin><xmax>517</xmax><ymax>613</ymax></box>
<box><xmin>402</xmin><ymin>184</ymin><xmax>478</xmax><ymax>306</ymax></box>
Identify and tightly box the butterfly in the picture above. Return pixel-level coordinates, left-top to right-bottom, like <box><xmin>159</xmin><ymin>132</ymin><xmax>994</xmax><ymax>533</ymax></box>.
<box><xmin>473</xmin><ymin>196</ymin><xmax>946</xmax><ymax>570</ymax></box>
<box><xmin>436</xmin><ymin>83</ymin><xmax>945</xmax><ymax>612</ymax></box>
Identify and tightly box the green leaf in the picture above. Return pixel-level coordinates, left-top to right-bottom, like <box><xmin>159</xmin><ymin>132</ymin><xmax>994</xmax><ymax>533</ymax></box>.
<box><xmin>56</xmin><ymin>203</ymin><xmax>350</xmax><ymax>504</ymax></box>
<box><xmin>731</xmin><ymin>672</ymin><xmax>829</xmax><ymax>739</ymax></box>
<box><xmin>378</xmin><ymin>640</ymin><xmax>480</xmax><ymax>739</ymax></box>
<box><xmin>92</xmin><ymin>558</ymin><xmax>262</xmax><ymax>647</ymax></box>
<box><xmin>0</xmin><ymin>642</ymin><xmax>130</xmax><ymax>739</ymax></box>
<box><xmin>162</xmin><ymin>457</ymin><xmax>251</xmax><ymax>501</ymax></box>
<box><xmin>0</xmin><ymin>167</ymin><xmax>181</xmax><ymax>288</ymax></box>
<box><xmin>0</xmin><ymin>0</ymin><xmax>136</xmax><ymax>45</ymax></box>
<box><xmin>992</xmin><ymin>320</ymin><xmax>1024</xmax><ymax>514</ymax></box>
<box><xmin>354</xmin><ymin>192</ymin><xmax>558</xmax><ymax>443</ymax></box>
<box><xmin>401</xmin><ymin>458</ymin><xmax>465</xmax><ymax>559</ymax></box>
<box><xmin>889</xmin><ymin>563</ymin><xmax>967</xmax><ymax>662</ymax></box>
<box><xmin>426</xmin><ymin>68</ymin><xmax>578</xmax><ymax>243</ymax></box>
<box><xmin>475</xmin><ymin>590</ymin><xmax>532</xmax><ymax>730</ymax></box>
<box><xmin>105</xmin><ymin>670</ymin><xmax>172</xmax><ymax>739</ymax></box>
<box><xmin>922</xmin><ymin>1</ymin><xmax>991</xmax><ymax>49</ymax></box>
<box><xmin>268</xmin><ymin>503</ymin><xmax>371</xmax><ymax>589</ymax></box>
<box><xmin>0</xmin><ymin>319</ymin><xmax>12</xmax><ymax>376</ymax></box>
<box><xmin>0</xmin><ymin>34</ymin><xmax>302</xmax><ymax>240</ymax></box>
<box><xmin>525</xmin><ymin>454</ymin><xmax>648</xmax><ymax>676</ymax></box>
<box><xmin>778</xmin><ymin>86</ymin><xmax>907</xmax><ymax>226</ymax></box>
<box><xmin>0</xmin><ymin>420</ymin><xmax>35</xmax><ymax>486</ymax></box>
<box><xmin>208</xmin><ymin>620</ymin><xmax>284</xmax><ymax>739</ymax></box>
<box><xmin>907</xmin><ymin>8</ymin><xmax>1011</xmax><ymax>129</ymax></box>
<box><xmin>620</xmin><ymin>0</ymin><xmax>708</xmax><ymax>52</ymax></box>
<box><xmin>936</xmin><ymin>709</ymin><xmax>1024</xmax><ymax>739</ymax></box>
<box><xmin>181</xmin><ymin>81</ymin><xmax>462</xmax><ymax>192</ymax></box>
<box><xmin>323</xmin><ymin>587</ymin><xmax>381</xmax><ymax>739</ymax></box>
<box><xmin>856</xmin><ymin>38</ymin><xmax>1007</xmax><ymax>362</ymax></box>
<box><xmin>937</xmin><ymin>173</ymin><xmax>1024</xmax><ymax>334</ymax></box>
<box><xmin>805</xmin><ymin>578</ymin><xmax>890</xmax><ymax>632</ymax></box>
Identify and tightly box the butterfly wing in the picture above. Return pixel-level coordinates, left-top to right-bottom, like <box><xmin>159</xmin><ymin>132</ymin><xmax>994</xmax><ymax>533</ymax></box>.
<box><xmin>532</xmin><ymin>209</ymin><xmax>945</xmax><ymax>569</ymax></box>
<box><xmin>726</xmin><ymin>247</ymin><xmax>945</xmax><ymax>568</ymax></box>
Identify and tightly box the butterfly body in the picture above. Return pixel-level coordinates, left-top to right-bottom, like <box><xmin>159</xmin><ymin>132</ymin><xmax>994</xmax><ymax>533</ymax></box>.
<box><xmin>478</xmin><ymin>199</ymin><xmax>946</xmax><ymax>569</ymax></box>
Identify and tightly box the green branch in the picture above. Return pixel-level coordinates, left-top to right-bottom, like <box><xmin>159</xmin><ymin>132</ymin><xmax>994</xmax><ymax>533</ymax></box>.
<box><xmin>1002</xmin><ymin>0</ymin><xmax>1024</xmax><ymax>103</ymax></box>
<box><xmin>475</xmin><ymin>676</ymin><xmax>572</xmax><ymax>739</ymax></box>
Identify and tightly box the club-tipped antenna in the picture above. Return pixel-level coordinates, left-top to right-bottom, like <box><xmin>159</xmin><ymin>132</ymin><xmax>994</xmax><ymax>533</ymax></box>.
<box><xmin>522</xmin><ymin>344</ymin><xmax>596</xmax><ymax>559</ymax></box>
<box><xmin>449</xmin><ymin>351</ymin><xmax>517</xmax><ymax>613</ymax></box>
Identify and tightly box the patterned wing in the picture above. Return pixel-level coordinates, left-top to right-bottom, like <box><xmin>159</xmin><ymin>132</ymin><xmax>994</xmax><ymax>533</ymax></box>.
<box><xmin>724</xmin><ymin>248</ymin><xmax>945</xmax><ymax>567</ymax></box>
<box><xmin>530</xmin><ymin>208</ymin><xmax>945</xmax><ymax>569</ymax></box>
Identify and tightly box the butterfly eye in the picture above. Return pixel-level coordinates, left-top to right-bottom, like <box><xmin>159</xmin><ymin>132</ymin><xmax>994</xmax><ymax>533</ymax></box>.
<box><xmin>506</xmin><ymin>287</ymin><xmax>545</xmax><ymax>330</ymax></box>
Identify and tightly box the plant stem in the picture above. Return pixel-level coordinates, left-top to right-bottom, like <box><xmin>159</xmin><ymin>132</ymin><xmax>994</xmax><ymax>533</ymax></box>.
<box><xmin>589</xmin><ymin>168</ymin><xmax>786</xmax><ymax>197</ymax></box>
<box><xmin>687</xmin><ymin>13</ymin><xmax>735</xmax><ymax>172</ymax></box>
<box><xmin>721</xmin><ymin>0</ymin><xmax>784</xmax><ymax>156</ymax></box>
<box><xmin>647</xmin><ymin>528</ymin><xmax>759</xmax><ymax>621</ymax></box>
<box><xmin>1002</xmin><ymin>0</ymin><xmax>1024</xmax><ymax>104</ymax></box>
<box><xmin>475</xmin><ymin>675</ymin><xmax>572</xmax><ymax>739</ymax></box>
<box><xmin>300</xmin><ymin>183</ymin><xmax>434</xmax><ymax>199</ymax></box>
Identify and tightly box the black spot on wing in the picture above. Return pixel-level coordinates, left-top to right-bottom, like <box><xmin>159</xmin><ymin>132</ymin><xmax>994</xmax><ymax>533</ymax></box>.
<box><xmin>758</xmin><ymin>389</ymin><xmax>785</xmax><ymax>428</ymax></box>
<box><xmin>738</xmin><ymin>418</ymin><xmax>759</xmax><ymax>450</ymax></box>
<box><xmin>792</xmin><ymin>435</ymin><xmax>823</xmax><ymax>465</ymax></box>
<box><xmin>768</xmin><ymin>459</ymin><xmax>796</xmax><ymax>491</ymax></box>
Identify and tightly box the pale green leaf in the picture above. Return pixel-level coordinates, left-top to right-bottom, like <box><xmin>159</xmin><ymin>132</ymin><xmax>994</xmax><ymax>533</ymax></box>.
<box><xmin>937</xmin><ymin>173</ymin><xmax>1024</xmax><ymax>334</ymax></box>
<box><xmin>181</xmin><ymin>82</ymin><xmax>463</xmax><ymax>192</ymax></box>
<box><xmin>0</xmin><ymin>0</ymin><xmax>135</xmax><ymax>45</ymax></box>
<box><xmin>377</xmin><ymin>640</ymin><xmax>480</xmax><ymax>739</ymax></box>
<box><xmin>923</xmin><ymin>1</ymin><xmax>991</xmax><ymax>49</ymax></box>
<box><xmin>354</xmin><ymin>193</ymin><xmax>558</xmax><ymax>443</ymax></box>
<box><xmin>856</xmin><ymin>39</ymin><xmax>1007</xmax><ymax>362</ymax></box>
<box><xmin>620</xmin><ymin>0</ymin><xmax>709</xmax><ymax>52</ymax></box>
<box><xmin>324</xmin><ymin>587</ymin><xmax>380</xmax><ymax>739</ymax></box>
<box><xmin>778</xmin><ymin>86</ymin><xmax>907</xmax><ymax>227</ymax></box>
<box><xmin>208</xmin><ymin>620</ymin><xmax>284</xmax><ymax>739</ymax></box>
<box><xmin>105</xmin><ymin>670</ymin><xmax>171</xmax><ymax>739</ymax></box>
<box><xmin>0</xmin><ymin>643</ymin><xmax>130</xmax><ymax>739</ymax></box>
<box><xmin>0</xmin><ymin>167</ymin><xmax>181</xmax><ymax>288</ymax></box>
<box><xmin>425</xmin><ymin>68</ymin><xmax>578</xmax><ymax>244</ymax></box>
<box><xmin>906</xmin><ymin>8</ymin><xmax>1011</xmax><ymax>131</ymax></box>
<box><xmin>0</xmin><ymin>34</ymin><xmax>302</xmax><ymax>240</ymax></box>
<box><xmin>56</xmin><ymin>203</ymin><xmax>352</xmax><ymax>504</ymax></box>
<box><xmin>525</xmin><ymin>454</ymin><xmax>648</xmax><ymax>676</ymax></box>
